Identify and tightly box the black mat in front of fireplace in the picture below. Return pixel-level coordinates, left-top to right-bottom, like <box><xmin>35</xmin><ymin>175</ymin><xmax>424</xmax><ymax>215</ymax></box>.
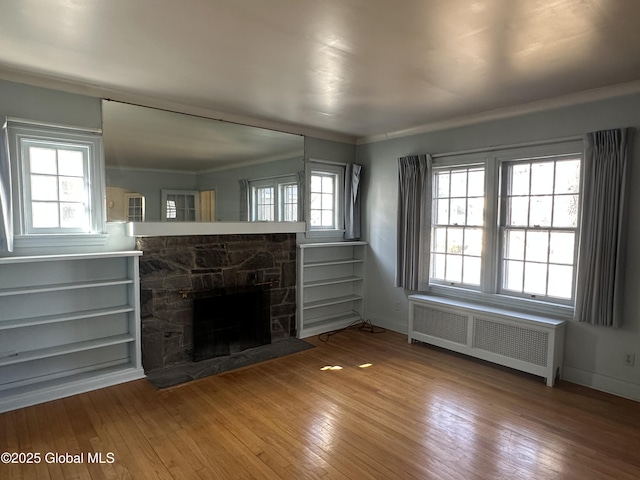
<box><xmin>192</xmin><ymin>285</ymin><xmax>271</xmax><ymax>362</ymax></box>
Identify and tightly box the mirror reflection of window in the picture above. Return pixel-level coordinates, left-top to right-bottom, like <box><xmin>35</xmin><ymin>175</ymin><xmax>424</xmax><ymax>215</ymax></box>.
<box><xmin>125</xmin><ymin>194</ymin><xmax>145</xmax><ymax>222</ymax></box>
<box><xmin>162</xmin><ymin>190</ymin><xmax>200</xmax><ymax>222</ymax></box>
<box><xmin>249</xmin><ymin>175</ymin><xmax>299</xmax><ymax>222</ymax></box>
<box><xmin>106</xmin><ymin>187</ymin><xmax>146</xmax><ymax>222</ymax></box>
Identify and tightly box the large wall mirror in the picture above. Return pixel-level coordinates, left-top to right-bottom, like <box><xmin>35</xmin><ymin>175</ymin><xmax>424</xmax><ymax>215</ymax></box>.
<box><xmin>103</xmin><ymin>100</ymin><xmax>304</xmax><ymax>223</ymax></box>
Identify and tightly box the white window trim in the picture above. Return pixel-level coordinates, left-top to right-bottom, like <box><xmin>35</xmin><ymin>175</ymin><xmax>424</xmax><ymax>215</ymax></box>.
<box><xmin>7</xmin><ymin>120</ymin><xmax>106</xmax><ymax>248</ymax></box>
<box><xmin>161</xmin><ymin>189</ymin><xmax>200</xmax><ymax>222</ymax></box>
<box><xmin>249</xmin><ymin>174</ymin><xmax>299</xmax><ymax>222</ymax></box>
<box><xmin>305</xmin><ymin>159</ymin><xmax>345</xmax><ymax>237</ymax></box>
<box><xmin>426</xmin><ymin>139</ymin><xmax>583</xmax><ymax>318</ymax></box>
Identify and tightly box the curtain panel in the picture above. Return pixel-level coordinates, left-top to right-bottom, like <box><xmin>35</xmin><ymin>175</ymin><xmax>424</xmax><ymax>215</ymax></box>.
<box><xmin>574</xmin><ymin>128</ymin><xmax>632</xmax><ymax>327</ymax></box>
<box><xmin>396</xmin><ymin>154</ymin><xmax>432</xmax><ymax>291</ymax></box>
<box><xmin>344</xmin><ymin>163</ymin><xmax>361</xmax><ymax>240</ymax></box>
<box><xmin>0</xmin><ymin>119</ymin><xmax>12</xmax><ymax>253</ymax></box>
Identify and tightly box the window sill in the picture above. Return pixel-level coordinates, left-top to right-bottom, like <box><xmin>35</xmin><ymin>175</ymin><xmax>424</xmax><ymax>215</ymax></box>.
<box><xmin>13</xmin><ymin>233</ymin><xmax>109</xmax><ymax>249</ymax></box>
<box><xmin>426</xmin><ymin>284</ymin><xmax>574</xmax><ymax>321</ymax></box>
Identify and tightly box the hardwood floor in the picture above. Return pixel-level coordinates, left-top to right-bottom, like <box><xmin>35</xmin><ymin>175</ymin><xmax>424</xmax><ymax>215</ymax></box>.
<box><xmin>2</xmin><ymin>328</ymin><xmax>640</xmax><ymax>479</ymax></box>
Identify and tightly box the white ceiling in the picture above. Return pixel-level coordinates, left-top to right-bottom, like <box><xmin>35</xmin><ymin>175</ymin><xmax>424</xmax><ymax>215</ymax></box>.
<box><xmin>2</xmin><ymin>0</ymin><xmax>640</xmax><ymax>143</ymax></box>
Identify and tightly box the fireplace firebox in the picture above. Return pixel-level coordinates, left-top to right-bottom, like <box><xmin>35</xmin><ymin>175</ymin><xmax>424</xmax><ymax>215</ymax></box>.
<box><xmin>192</xmin><ymin>285</ymin><xmax>271</xmax><ymax>361</ymax></box>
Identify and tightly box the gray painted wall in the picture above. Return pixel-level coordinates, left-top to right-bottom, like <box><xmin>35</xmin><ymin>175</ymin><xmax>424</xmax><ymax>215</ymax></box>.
<box><xmin>357</xmin><ymin>93</ymin><xmax>640</xmax><ymax>401</ymax></box>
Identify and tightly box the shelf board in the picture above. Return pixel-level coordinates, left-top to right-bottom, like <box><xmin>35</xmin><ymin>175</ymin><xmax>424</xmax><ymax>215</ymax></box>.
<box><xmin>0</xmin><ymin>251</ymin><xmax>142</xmax><ymax>265</ymax></box>
<box><xmin>303</xmin><ymin>294</ymin><xmax>363</xmax><ymax>310</ymax></box>
<box><xmin>298</xmin><ymin>241</ymin><xmax>367</xmax><ymax>249</ymax></box>
<box><xmin>0</xmin><ymin>334</ymin><xmax>136</xmax><ymax>367</ymax></box>
<box><xmin>298</xmin><ymin>313</ymin><xmax>363</xmax><ymax>338</ymax></box>
<box><xmin>0</xmin><ymin>305</ymin><xmax>135</xmax><ymax>331</ymax></box>
<box><xmin>304</xmin><ymin>259</ymin><xmax>364</xmax><ymax>268</ymax></box>
<box><xmin>0</xmin><ymin>278</ymin><xmax>134</xmax><ymax>297</ymax></box>
<box><xmin>303</xmin><ymin>276</ymin><xmax>363</xmax><ymax>288</ymax></box>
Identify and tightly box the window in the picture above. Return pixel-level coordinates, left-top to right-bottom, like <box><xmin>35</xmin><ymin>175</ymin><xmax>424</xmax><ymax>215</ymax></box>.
<box><xmin>162</xmin><ymin>190</ymin><xmax>199</xmax><ymax>221</ymax></box>
<box><xmin>249</xmin><ymin>175</ymin><xmax>299</xmax><ymax>222</ymax></box>
<box><xmin>125</xmin><ymin>193</ymin><xmax>145</xmax><ymax>222</ymax></box>
<box><xmin>428</xmin><ymin>141</ymin><xmax>582</xmax><ymax>311</ymax></box>
<box><xmin>500</xmin><ymin>157</ymin><xmax>581</xmax><ymax>301</ymax></box>
<box><xmin>431</xmin><ymin>166</ymin><xmax>485</xmax><ymax>287</ymax></box>
<box><xmin>8</xmin><ymin>122</ymin><xmax>104</xmax><ymax>237</ymax></box>
<box><xmin>307</xmin><ymin>162</ymin><xmax>344</xmax><ymax>232</ymax></box>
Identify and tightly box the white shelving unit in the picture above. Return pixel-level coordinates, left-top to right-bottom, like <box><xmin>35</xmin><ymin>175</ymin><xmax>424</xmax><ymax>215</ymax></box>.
<box><xmin>0</xmin><ymin>251</ymin><xmax>145</xmax><ymax>413</ymax></box>
<box><xmin>297</xmin><ymin>241</ymin><xmax>367</xmax><ymax>338</ymax></box>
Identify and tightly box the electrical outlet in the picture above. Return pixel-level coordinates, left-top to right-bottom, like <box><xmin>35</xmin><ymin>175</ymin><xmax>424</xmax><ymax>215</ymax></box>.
<box><xmin>623</xmin><ymin>353</ymin><xmax>635</xmax><ymax>366</ymax></box>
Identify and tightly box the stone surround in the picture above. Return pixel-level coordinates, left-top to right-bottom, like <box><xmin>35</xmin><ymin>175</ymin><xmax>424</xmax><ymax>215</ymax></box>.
<box><xmin>136</xmin><ymin>234</ymin><xmax>297</xmax><ymax>372</ymax></box>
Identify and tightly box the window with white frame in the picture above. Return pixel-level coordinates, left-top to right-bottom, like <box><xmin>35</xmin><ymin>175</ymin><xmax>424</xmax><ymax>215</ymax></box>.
<box><xmin>125</xmin><ymin>193</ymin><xmax>145</xmax><ymax>222</ymax></box>
<box><xmin>428</xmin><ymin>141</ymin><xmax>582</xmax><ymax>310</ymax></box>
<box><xmin>250</xmin><ymin>175</ymin><xmax>299</xmax><ymax>222</ymax></box>
<box><xmin>161</xmin><ymin>189</ymin><xmax>199</xmax><ymax>221</ymax></box>
<box><xmin>8</xmin><ymin>122</ymin><xmax>104</xmax><ymax>236</ymax></box>
<box><xmin>307</xmin><ymin>162</ymin><xmax>344</xmax><ymax>231</ymax></box>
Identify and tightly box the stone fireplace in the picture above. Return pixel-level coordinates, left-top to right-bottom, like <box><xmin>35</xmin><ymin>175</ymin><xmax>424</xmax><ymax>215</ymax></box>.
<box><xmin>136</xmin><ymin>233</ymin><xmax>297</xmax><ymax>372</ymax></box>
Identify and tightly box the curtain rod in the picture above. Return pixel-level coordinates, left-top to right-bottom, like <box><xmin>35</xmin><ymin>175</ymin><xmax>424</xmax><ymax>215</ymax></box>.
<box><xmin>431</xmin><ymin>135</ymin><xmax>583</xmax><ymax>159</ymax></box>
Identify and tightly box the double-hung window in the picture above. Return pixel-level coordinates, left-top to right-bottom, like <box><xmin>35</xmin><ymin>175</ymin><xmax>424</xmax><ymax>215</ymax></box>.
<box><xmin>428</xmin><ymin>140</ymin><xmax>582</xmax><ymax>312</ymax></box>
<box><xmin>249</xmin><ymin>175</ymin><xmax>299</xmax><ymax>222</ymax></box>
<box><xmin>8</xmin><ymin>121</ymin><xmax>104</xmax><ymax>238</ymax></box>
<box><xmin>307</xmin><ymin>161</ymin><xmax>344</xmax><ymax>233</ymax></box>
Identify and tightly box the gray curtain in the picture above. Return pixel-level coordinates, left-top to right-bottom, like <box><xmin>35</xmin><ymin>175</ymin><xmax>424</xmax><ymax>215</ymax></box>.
<box><xmin>0</xmin><ymin>119</ymin><xmax>12</xmax><ymax>252</ymax></box>
<box><xmin>344</xmin><ymin>163</ymin><xmax>361</xmax><ymax>240</ymax></box>
<box><xmin>239</xmin><ymin>179</ymin><xmax>249</xmax><ymax>221</ymax></box>
<box><xmin>574</xmin><ymin>128</ymin><xmax>632</xmax><ymax>327</ymax></box>
<box><xmin>396</xmin><ymin>154</ymin><xmax>432</xmax><ymax>290</ymax></box>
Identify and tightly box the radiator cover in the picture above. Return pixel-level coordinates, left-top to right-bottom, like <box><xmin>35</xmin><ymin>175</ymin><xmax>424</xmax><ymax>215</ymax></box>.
<box><xmin>408</xmin><ymin>295</ymin><xmax>565</xmax><ymax>386</ymax></box>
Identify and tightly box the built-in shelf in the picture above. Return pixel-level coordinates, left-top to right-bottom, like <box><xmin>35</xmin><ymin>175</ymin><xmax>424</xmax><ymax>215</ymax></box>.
<box><xmin>0</xmin><ymin>251</ymin><xmax>145</xmax><ymax>413</ymax></box>
<box><xmin>297</xmin><ymin>241</ymin><xmax>367</xmax><ymax>338</ymax></box>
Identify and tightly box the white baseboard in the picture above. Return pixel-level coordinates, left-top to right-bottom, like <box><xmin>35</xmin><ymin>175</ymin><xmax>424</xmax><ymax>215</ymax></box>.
<box><xmin>562</xmin><ymin>366</ymin><xmax>640</xmax><ymax>402</ymax></box>
<box><xmin>366</xmin><ymin>314</ymin><xmax>407</xmax><ymax>335</ymax></box>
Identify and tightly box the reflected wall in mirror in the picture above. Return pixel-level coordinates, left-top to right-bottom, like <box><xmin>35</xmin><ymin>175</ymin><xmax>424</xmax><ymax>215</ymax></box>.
<box><xmin>102</xmin><ymin>100</ymin><xmax>305</xmax><ymax>222</ymax></box>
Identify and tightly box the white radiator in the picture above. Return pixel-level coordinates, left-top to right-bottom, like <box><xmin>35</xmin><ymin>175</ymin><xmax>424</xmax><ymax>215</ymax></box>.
<box><xmin>408</xmin><ymin>295</ymin><xmax>565</xmax><ymax>386</ymax></box>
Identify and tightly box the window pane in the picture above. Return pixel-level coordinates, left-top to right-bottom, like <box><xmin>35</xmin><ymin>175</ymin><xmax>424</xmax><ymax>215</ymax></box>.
<box><xmin>525</xmin><ymin>231</ymin><xmax>549</xmax><ymax>262</ymax></box>
<box><xmin>58</xmin><ymin>150</ymin><xmax>84</xmax><ymax>176</ymax></box>
<box><xmin>435</xmin><ymin>199</ymin><xmax>449</xmax><ymax>224</ymax></box>
<box><xmin>449</xmin><ymin>198</ymin><xmax>466</xmax><ymax>225</ymax></box>
<box><xmin>310</xmin><ymin>210</ymin><xmax>321</xmax><ymax>226</ymax></box>
<box><xmin>464</xmin><ymin>228</ymin><xmax>482</xmax><ymax>256</ymax></box>
<box><xmin>31</xmin><ymin>175</ymin><xmax>58</xmax><ymax>201</ymax></box>
<box><xmin>60</xmin><ymin>203</ymin><xmax>85</xmax><ymax>228</ymax></box>
<box><xmin>507</xmin><ymin>197</ymin><xmax>529</xmax><ymax>226</ymax></box>
<box><xmin>311</xmin><ymin>175</ymin><xmax>322</xmax><ymax>191</ymax></box>
<box><xmin>321</xmin><ymin>193</ymin><xmax>333</xmax><ymax>209</ymax></box>
<box><xmin>530</xmin><ymin>162</ymin><xmax>554</xmax><ymax>194</ymax></box>
<box><xmin>555</xmin><ymin>159</ymin><xmax>580</xmax><ymax>194</ymax></box>
<box><xmin>310</xmin><ymin>192</ymin><xmax>321</xmax><ymax>209</ymax></box>
<box><xmin>32</xmin><ymin>202</ymin><xmax>59</xmax><ymax>228</ymax></box>
<box><xmin>445</xmin><ymin>255</ymin><xmax>462</xmax><ymax>283</ymax></box>
<box><xmin>447</xmin><ymin>227</ymin><xmax>463</xmax><ymax>254</ymax></box>
<box><xmin>510</xmin><ymin>164</ymin><xmax>530</xmax><ymax>195</ymax></box>
<box><xmin>59</xmin><ymin>176</ymin><xmax>85</xmax><ymax>202</ymax></box>
<box><xmin>466</xmin><ymin>198</ymin><xmax>484</xmax><ymax>226</ymax></box>
<box><xmin>321</xmin><ymin>210</ymin><xmax>333</xmax><ymax>227</ymax></box>
<box><xmin>463</xmin><ymin>256</ymin><xmax>481</xmax><ymax>285</ymax></box>
<box><xmin>29</xmin><ymin>147</ymin><xmax>57</xmax><ymax>174</ymax></box>
<box><xmin>504</xmin><ymin>229</ymin><xmax>525</xmax><ymax>260</ymax></box>
<box><xmin>524</xmin><ymin>262</ymin><xmax>548</xmax><ymax>295</ymax></box>
<box><xmin>432</xmin><ymin>253</ymin><xmax>446</xmax><ymax>280</ymax></box>
<box><xmin>503</xmin><ymin>260</ymin><xmax>523</xmax><ymax>292</ymax></box>
<box><xmin>549</xmin><ymin>232</ymin><xmax>575</xmax><ymax>264</ymax></box>
<box><xmin>436</xmin><ymin>172</ymin><xmax>449</xmax><ymax>197</ymax></box>
<box><xmin>529</xmin><ymin>196</ymin><xmax>552</xmax><ymax>227</ymax></box>
<box><xmin>450</xmin><ymin>171</ymin><xmax>467</xmax><ymax>197</ymax></box>
<box><xmin>467</xmin><ymin>169</ymin><xmax>484</xmax><ymax>196</ymax></box>
<box><xmin>166</xmin><ymin>200</ymin><xmax>177</xmax><ymax>219</ymax></box>
<box><xmin>552</xmin><ymin>195</ymin><xmax>579</xmax><ymax>227</ymax></box>
<box><xmin>548</xmin><ymin>265</ymin><xmax>573</xmax><ymax>299</ymax></box>
<box><xmin>322</xmin><ymin>176</ymin><xmax>334</xmax><ymax>193</ymax></box>
<box><xmin>433</xmin><ymin>227</ymin><xmax>447</xmax><ymax>253</ymax></box>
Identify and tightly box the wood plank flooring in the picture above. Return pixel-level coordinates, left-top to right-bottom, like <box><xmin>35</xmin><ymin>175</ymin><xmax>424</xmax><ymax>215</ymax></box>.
<box><xmin>1</xmin><ymin>328</ymin><xmax>640</xmax><ymax>479</ymax></box>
